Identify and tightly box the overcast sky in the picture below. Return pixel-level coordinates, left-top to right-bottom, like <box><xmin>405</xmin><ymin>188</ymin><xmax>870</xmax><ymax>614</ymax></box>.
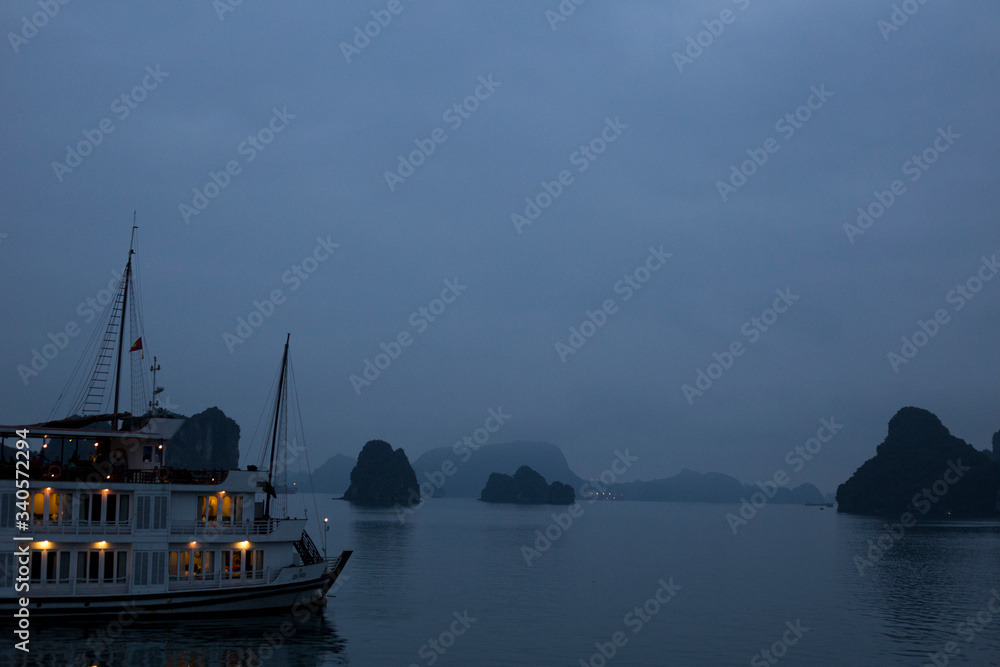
<box><xmin>2</xmin><ymin>1</ymin><xmax>998</xmax><ymax>494</ymax></box>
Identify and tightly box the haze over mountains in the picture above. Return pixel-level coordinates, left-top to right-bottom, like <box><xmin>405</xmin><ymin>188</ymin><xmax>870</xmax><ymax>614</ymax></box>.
<box><xmin>291</xmin><ymin>439</ymin><xmax>825</xmax><ymax>505</ymax></box>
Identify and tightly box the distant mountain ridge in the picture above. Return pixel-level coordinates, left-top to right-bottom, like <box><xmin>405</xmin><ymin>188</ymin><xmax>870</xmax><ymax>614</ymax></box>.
<box><xmin>299</xmin><ymin>440</ymin><xmax>826</xmax><ymax>504</ymax></box>
<box><xmin>607</xmin><ymin>470</ymin><xmax>824</xmax><ymax>504</ymax></box>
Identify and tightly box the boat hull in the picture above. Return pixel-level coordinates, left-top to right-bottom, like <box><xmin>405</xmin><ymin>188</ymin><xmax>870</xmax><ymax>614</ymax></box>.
<box><xmin>4</xmin><ymin>552</ymin><xmax>351</xmax><ymax>620</ymax></box>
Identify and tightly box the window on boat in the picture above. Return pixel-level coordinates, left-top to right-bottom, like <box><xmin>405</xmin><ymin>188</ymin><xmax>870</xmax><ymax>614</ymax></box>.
<box><xmin>253</xmin><ymin>550</ymin><xmax>264</xmax><ymax>579</ymax></box>
<box><xmin>77</xmin><ymin>551</ymin><xmax>101</xmax><ymax>583</ymax></box>
<box><xmin>28</xmin><ymin>550</ymin><xmax>71</xmax><ymax>584</ymax></box>
<box><xmin>81</xmin><ymin>493</ymin><xmax>102</xmax><ymax>523</ymax></box>
<box><xmin>197</xmin><ymin>495</ymin><xmax>220</xmax><ymax>523</ymax></box>
<box><xmin>134</xmin><ymin>551</ymin><xmax>167</xmax><ymax>586</ymax></box>
<box><xmin>42</xmin><ymin>550</ymin><xmax>71</xmax><ymax>583</ymax></box>
<box><xmin>0</xmin><ymin>552</ymin><xmax>13</xmax><ymax>587</ymax></box>
<box><xmin>47</xmin><ymin>493</ymin><xmax>59</xmax><ymax>522</ymax></box>
<box><xmin>30</xmin><ymin>551</ymin><xmax>42</xmax><ymax>582</ymax></box>
<box><xmin>191</xmin><ymin>550</ymin><xmax>215</xmax><ymax>580</ymax></box>
<box><xmin>32</xmin><ymin>492</ymin><xmax>44</xmax><ymax>522</ymax></box>
<box><xmin>0</xmin><ymin>493</ymin><xmax>11</xmax><ymax>528</ymax></box>
<box><xmin>135</xmin><ymin>495</ymin><xmax>166</xmax><ymax>530</ymax></box>
<box><xmin>142</xmin><ymin>445</ymin><xmax>153</xmax><ymax>463</ymax></box>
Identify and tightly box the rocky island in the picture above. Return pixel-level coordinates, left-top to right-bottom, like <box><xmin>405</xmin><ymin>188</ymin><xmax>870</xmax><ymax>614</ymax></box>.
<box><xmin>342</xmin><ymin>439</ymin><xmax>420</xmax><ymax>506</ymax></box>
<box><xmin>166</xmin><ymin>406</ymin><xmax>241</xmax><ymax>469</ymax></box>
<box><xmin>479</xmin><ymin>465</ymin><xmax>575</xmax><ymax>505</ymax></box>
<box><xmin>836</xmin><ymin>407</ymin><xmax>999</xmax><ymax>517</ymax></box>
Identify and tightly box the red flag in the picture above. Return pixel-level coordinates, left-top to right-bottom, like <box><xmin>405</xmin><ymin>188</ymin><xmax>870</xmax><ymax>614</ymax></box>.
<box><xmin>129</xmin><ymin>337</ymin><xmax>143</xmax><ymax>352</ymax></box>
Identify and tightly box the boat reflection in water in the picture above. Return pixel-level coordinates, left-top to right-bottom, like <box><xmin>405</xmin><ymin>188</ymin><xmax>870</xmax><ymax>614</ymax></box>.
<box><xmin>28</xmin><ymin>605</ymin><xmax>348</xmax><ymax>666</ymax></box>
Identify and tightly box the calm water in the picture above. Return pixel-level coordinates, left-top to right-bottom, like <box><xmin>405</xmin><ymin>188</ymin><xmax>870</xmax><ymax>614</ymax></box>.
<box><xmin>9</xmin><ymin>494</ymin><xmax>1000</xmax><ymax>666</ymax></box>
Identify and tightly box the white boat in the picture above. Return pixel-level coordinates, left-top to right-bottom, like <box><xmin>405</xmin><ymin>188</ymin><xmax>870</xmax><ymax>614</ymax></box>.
<box><xmin>0</xmin><ymin>228</ymin><xmax>350</xmax><ymax>620</ymax></box>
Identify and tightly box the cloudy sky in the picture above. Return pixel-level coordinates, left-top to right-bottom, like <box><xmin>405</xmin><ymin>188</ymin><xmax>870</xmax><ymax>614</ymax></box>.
<box><xmin>2</xmin><ymin>1</ymin><xmax>998</xmax><ymax>494</ymax></box>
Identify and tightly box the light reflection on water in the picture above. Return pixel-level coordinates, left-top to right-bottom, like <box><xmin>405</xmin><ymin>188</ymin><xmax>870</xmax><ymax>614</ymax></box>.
<box><xmin>13</xmin><ymin>609</ymin><xmax>347</xmax><ymax>666</ymax></box>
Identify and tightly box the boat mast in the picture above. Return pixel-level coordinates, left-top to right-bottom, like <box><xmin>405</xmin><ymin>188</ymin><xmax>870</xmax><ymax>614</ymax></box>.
<box><xmin>112</xmin><ymin>222</ymin><xmax>138</xmax><ymax>430</ymax></box>
<box><xmin>264</xmin><ymin>333</ymin><xmax>290</xmax><ymax>518</ymax></box>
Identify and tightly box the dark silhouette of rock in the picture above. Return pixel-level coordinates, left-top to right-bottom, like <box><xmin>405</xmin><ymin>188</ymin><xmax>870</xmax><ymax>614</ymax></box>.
<box><xmin>549</xmin><ymin>480</ymin><xmax>575</xmax><ymax>505</ymax></box>
<box><xmin>479</xmin><ymin>465</ymin><xmax>575</xmax><ymax>505</ymax></box>
<box><xmin>836</xmin><ymin>407</ymin><xmax>999</xmax><ymax>517</ymax></box>
<box><xmin>479</xmin><ymin>472</ymin><xmax>517</xmax><ymax>503</ymax></box>
<box><xmin>166</xmin><ymin>406</ymin><xmax>240</xmax><ymax>469</ymax></box>
<box><xmin>343</xmin><ymin>440</ymin><xmax>419</xmax><ymax>506</ymax></box>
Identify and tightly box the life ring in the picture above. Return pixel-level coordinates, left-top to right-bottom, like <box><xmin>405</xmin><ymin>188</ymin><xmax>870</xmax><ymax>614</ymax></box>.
<box><xmin>46</xmin><ymin>464</ymin><xmax>61</xmax><ymax>479</ymax></box>
<box><xmin>157</xmin><ymin>467</ymin><xmax>170</xmax><ymax>483</ymax></box>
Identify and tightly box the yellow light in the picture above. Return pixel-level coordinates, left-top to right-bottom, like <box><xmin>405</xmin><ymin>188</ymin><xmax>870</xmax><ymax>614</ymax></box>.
<box><xmin>45</xmin><ymin>487</ymin><xmax>51</xmax><ymax>491</ymax></box>
<box><xmin>102</xmin><ymin>489</ymin><xmax>109</xmax><ymax>493</ymax></box>
<box><xmin>237</xmin><ymin>541</ymin><xmax>250</xmax><ymax>549</ymax></box>
<box><xmin>219</xmin><ymin>491</ymin><xmax>225</xmax><ymax>495</ymax></box>
<box><xmin>94</xmin><ymin>442</ymin><xmax>99</xmax><ymax>448</ymax></box>
<box><xmin>38</xmin><ymin>541</ymin><xmax>51</xmax><ymax>549</ymax></box>
<box><xmin>158</xmin><ymin>444</ymin><xmax>163</xmax><ymax>449</ymax></box>
<box><xmin>189</xmin><ymin>541</ymin><xmax>198</xmax><ymax>548</ymax></box>
<box><xmin>96</xmin><ymin>541</ymin><xmax>108</xmax><ymax>549</ymax></box>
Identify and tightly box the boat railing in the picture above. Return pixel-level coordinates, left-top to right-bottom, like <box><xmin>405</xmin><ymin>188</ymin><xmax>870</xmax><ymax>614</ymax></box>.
<box><xmin>168</xmin><ymin>518</ymin><xmax>282</xmax><ymax>537</ymax></box>
<box><xmin>31</xmin><ymin>519</ymin><xmax>132</xmax><ymax>535</ymax></box>
<box><xmin>0</xmin><ymin>463</ymin><xmax>229</xmax><ymax>485</ymax></box>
